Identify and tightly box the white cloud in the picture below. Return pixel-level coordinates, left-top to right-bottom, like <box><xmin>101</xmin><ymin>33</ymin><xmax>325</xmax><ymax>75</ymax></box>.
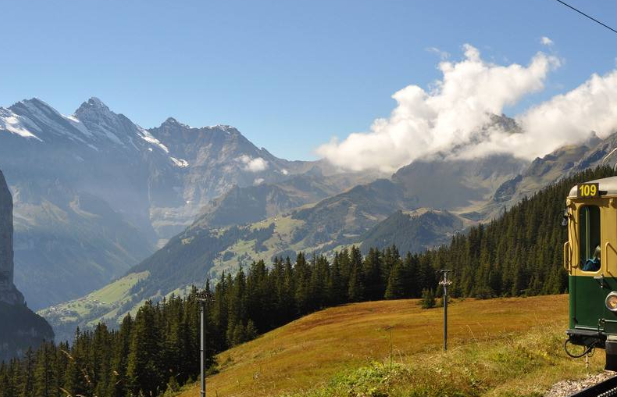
<box><xmin>447</xmin><ymin>67</ymin><xmax>617</xmax><ymax>161</ymax></box>
<box><xmin>513</xmin><ymin>70</ymin><xmax>617</xmax><ymax>158</ymax></box>
<box><xmin>237</xmin><ymin>155</ymin><xmax>269</xmax><ymax>172</ymax></box>
<box><xmin>254</xmin><ymin>178</ymin><xmax>265</xmax><ymax>185</ymax></box>
<box><xmin>317</xmin><ymin>44</ymin><xmax>560</xmax><ymax>173</ymax></box>
<box><xmin>426</xmin><ymin>47</ymin><xmax>450</xmax><ymax>60</ymax></box>
<box><xmin>541</xmin><ymin>36</ymin><xmax>554</xmax><ymax>46</ymax></box>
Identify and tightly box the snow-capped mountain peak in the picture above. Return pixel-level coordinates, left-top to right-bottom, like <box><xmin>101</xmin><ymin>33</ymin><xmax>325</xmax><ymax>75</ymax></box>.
<box><xmin>160</xmin><ymin>117</ymin><xmax>193</xmax><ymax>130</ymax></box>
<box><xmin>73</xmin><ymin>98</ymin><xmax>141</xmax><ymax>147</ymax></box>
<box><xmin>6</xmin><ymin>98</ymin><xmax>95</xmax><ymax>143</ymax></box>
<box><xmin>0</xmin><ymin>107</ymin><xmax>42</xmax><ymax>141</ymax></box>
<box><xmin>75</xmin><ymin>97</ymin><xmax>112</xmax><ymax>114</ymax></box>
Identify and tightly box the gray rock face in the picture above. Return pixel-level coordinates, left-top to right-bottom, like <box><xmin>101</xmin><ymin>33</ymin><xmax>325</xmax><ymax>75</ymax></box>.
<box><xmin>0</xmin><ymin>97</ymin><xmax>323</xmax><ymax>309</ymax></box>
<box><xmin>0</xmin><ymin>170</ymin><xmax>24</xmax><ymax>305</ymax></box>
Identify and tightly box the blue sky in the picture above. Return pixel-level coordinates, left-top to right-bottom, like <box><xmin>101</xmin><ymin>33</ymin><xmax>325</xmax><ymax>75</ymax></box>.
<box><xmin>1</xmin><ymin>0</ymin><xmax>616</xmax><ymax>161</ymax></box>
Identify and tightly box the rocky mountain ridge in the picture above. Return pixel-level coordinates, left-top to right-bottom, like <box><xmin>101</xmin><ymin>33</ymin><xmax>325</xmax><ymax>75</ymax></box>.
<box><xmin>0</xmin><ymin>97</ymin><xmax>329</xmax><ymax>309</ymax></box>
<box><xmin>39</xmin><ymin>117</ymin><xmax>534</xmax><ymax>341</ymax></box>
<box><xmin>0</xmin><ymin>170</ymin><xmax>24</xmax><ymax>306</ymax></box>
<box><xmin>0</xmin><ymin>169</ymin><xmax>53</xmax><ymax>361</ymax></box>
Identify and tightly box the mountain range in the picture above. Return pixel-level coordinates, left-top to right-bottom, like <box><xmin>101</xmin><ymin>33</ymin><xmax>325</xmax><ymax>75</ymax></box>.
<box><xmin>0</xmin><ymin>98</ymin><xmax>374</xmax><ymax>309</ymax></box>
<box><xmin>26</xmin><ymin>111</ymin><xmax>533</xmax><ymax>340</ymax></box>
<box><xmin>2</xmin><ymin>96</ymin><xmax>614</xmax><ymax>343</ymax></box>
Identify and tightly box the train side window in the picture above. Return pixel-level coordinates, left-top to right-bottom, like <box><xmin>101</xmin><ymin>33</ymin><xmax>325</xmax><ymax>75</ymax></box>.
<box><xmin>580</xmin><ymin>205</ymin><xmax>601</xmax><ymax>272</ymax></box>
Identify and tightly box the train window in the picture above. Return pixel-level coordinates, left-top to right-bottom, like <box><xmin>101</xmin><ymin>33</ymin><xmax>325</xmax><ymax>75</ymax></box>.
<box><xmin>580</xmin><ymin>206</ymin><xmax>601</xmax><ymax>272</ymax></box>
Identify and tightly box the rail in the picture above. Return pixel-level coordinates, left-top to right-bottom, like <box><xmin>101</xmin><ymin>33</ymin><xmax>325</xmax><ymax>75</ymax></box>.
<box><xmin>569</xmin><ymin>375</ymin><xmax>617</xmax><ymax>397</ymax></box>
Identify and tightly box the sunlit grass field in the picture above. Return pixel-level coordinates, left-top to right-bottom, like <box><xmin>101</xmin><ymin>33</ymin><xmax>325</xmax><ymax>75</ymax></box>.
<box><xmin>178</xmin><ymin>295</ymin><xmax>603</xmax><ymax>397</ymax></box>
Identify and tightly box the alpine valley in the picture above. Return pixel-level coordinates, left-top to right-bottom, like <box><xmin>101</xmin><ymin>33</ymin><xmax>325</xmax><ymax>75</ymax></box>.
<box><xmin>2</xmin><ymin>96</ymin><xmax>614</xmax><ymax>343</ymax></box>
<box><xmin>0</xmin><ymin>97</ymin><xmax>350</xmax><ymax>310</ymax></box>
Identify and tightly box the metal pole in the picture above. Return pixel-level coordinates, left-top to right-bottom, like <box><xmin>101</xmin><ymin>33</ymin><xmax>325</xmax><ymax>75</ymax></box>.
<box><xmin>439</xmin><ymin>270</ymin><xmax>452</xmax><ymax>352</ymax></box>
<box><xmin>200</xmin><ymin>299</ymin><xmax>206</xmax><ymax>397</ymax></box>
<box><xmin>443</xmin><ymin>272</ymin><xmax>448</xmax><ymax>351</ymax></box>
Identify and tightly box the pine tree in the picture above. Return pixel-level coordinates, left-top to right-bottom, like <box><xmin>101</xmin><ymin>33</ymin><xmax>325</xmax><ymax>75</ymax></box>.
<box><xmin>362</xmin><ymin>248</ymin><xmax>382</xmax><ymax>300</ymax></box>
<box><xmin>294</xmin><ymin>253</ymin><xmax>312</xmax><ymax>314</ymax></box>
<box><xmin>127</xmin><ymin>301</ymin><xmax>163</xmax><ymax>396</ymax></box>
<box><xmin>33</xmin><ymin>342</ymin><xmax>55</xmax><ymax>397</ymax></box>
<box><xmin>0</xmin><ymin>361</ymin><xmax>17</xmax><ymax>397</ymax></box>
<box><xmin>421</xmin><ymin>289</ymin><xmax>436</xmax><ymax>309</ymax></box>
<box><xmin>384</xmin><ymin>260</ymin><xmax>406</xmax><ymax>300</ymax></box>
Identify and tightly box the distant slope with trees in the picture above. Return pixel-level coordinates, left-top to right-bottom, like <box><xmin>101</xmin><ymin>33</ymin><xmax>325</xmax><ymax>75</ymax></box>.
<box><xmin>6</xmin><ymin>166</ymin><xmax>615</xmax><ymax>396</ymax></box>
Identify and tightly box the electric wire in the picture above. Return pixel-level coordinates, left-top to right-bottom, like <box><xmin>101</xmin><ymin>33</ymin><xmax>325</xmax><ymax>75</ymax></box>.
<box><xmin>552</xmin><ymin>0</ymin><xmax>617</xmax><ymax>36</ymax></box>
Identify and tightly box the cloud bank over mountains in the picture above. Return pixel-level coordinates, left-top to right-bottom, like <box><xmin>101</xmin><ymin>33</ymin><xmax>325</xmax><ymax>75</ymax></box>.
<box><xmin>238</xmin><ymin>155</ymin><xmax>269</xmax><ymax>172</ymax></box>
<box><xmin>318</xmin><ymin>43</ymin><xmax>617</xmax><ymax>173</ymax></box>
<box><xmin>517</xmin><ymin>70</ymin><xmax>617</xmax><ymax>156</ymax></box>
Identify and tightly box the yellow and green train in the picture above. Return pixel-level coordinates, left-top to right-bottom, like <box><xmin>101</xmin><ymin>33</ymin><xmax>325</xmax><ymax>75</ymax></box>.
<box><xmin>565</xmin><ymin>177</ymin><xmax>617</xmax><ymax>370</ymax></box>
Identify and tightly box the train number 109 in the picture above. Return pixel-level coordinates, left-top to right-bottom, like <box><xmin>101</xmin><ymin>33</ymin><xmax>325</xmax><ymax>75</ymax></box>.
<box><xmin>577</xmin><ymin>183</ymin><xmax>600</xmax><ymax>198</ymax></box>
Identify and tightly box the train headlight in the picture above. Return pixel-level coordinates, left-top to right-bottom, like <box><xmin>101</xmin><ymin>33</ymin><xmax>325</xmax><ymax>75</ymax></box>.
<box><xmin>606</xmin><ymin>292</ymin><xmax>617</xmax><ymax>312</ymax></box>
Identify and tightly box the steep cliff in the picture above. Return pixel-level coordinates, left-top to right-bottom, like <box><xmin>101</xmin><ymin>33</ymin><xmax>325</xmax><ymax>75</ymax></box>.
<box><xmin>0</xmin><ymin>170</ymin><xmax>24</xmax><ymax>305</ymax></box>
<box><xmin>0</xmin><ymin>170</ymin><xmax>53</xmax><ymax>361</ymax></box>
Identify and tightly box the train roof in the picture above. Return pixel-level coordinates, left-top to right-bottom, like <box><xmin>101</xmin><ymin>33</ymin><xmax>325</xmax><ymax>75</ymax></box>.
<box><xmin>568</xmin><ymin>176</ymin><xmax>617</xmax><ymax>198</ymax></box>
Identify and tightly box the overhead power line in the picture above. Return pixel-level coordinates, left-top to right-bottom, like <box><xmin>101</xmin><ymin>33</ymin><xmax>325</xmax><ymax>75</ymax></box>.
<box><xmin>552</xmin><ymin>0</ymin><xmax>617</xmax><ymax>36</ymax></box>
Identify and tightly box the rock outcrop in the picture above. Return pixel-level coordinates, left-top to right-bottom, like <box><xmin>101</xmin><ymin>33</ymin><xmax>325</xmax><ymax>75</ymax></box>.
<box><xmin>0</xmin><ymin>170</ymin><xmax>24</xmax><ymax>305</ymax></box>
<box><xmin>0</xmin><ymin>169</ymin><xmax>53</xmax><ymax>361</ymax></box>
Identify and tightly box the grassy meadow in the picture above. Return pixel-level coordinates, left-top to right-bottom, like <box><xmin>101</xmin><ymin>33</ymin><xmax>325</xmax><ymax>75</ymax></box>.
<box><xmin>177</xmin><ymin>295</ymin><xmax>603</xmax><ymax>397</ymax></box>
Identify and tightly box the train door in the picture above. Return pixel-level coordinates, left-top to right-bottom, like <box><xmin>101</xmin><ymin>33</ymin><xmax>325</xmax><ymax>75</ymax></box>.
<box><xmin>602</xmin><ymin>199</ymin><xmax>617</xmax><ymax>333</ymax></box>
<box><xmin>570</xmin><ymin>202</ymin><xmax>606</xmax><ymax>331</ymax></box>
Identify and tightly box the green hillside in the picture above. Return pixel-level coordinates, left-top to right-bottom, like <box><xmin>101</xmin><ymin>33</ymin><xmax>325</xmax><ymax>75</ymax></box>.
<box><xmin>39</xmin><ymin>271</ymin><xmax>150</xmax><ymax>342</ymax></box>
<box><xmin>42</xmin><ymin>166</ymin><xmax>617</xmax><ymax>342</ymax></box>
<box><xmin>178</xmin><ymin>295</ymin><xmax>598</xmax><ymax>397</ymax></box>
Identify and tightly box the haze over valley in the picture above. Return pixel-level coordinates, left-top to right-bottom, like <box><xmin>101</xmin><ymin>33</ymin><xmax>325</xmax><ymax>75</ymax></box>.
<box><xmin>2</xmin><ymin>1</ymin><xmax>617</xmax><ymax>394</ymax></box>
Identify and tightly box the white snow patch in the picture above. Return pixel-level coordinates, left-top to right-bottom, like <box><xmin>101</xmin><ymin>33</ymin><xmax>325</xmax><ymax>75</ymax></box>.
<box><xmin>603</xmin><ymin>147</ymin><xmax>617</xmax><ymax>163</ymax></box>
<box><xmin>16</xmin><ymin>99</ymin><xmax>89</xmax><ymax>143</ymax></box>
<box><xmin>95</xmin><ymin>124</ymin><xmax>124</xmax><ymax>146</ymax></box>
<box><xmin>254</xmin><ymin>178</ymin><xmax>265</xmax><ymax>185</ymax></box>
<box><xmin>210</xmin><ymin>124</ymin><xmax>234</xmax><ymax>133</ymax></box>
<box><xmin>170</xmin><ymin>157</ymin><xmax>189</xmax><ymax>168</ymax></box>
<box><xmin>64</xmin><ymin>114</ymin><xmax>93</xmax><ymax>137</ymax></box>
<box><xmin>0</xmin><ymin>109</ymin><xmax>43</xmax><ymax>141</ymax></box>
<box><xmin>138</xmin><ymin>127</ymin><xmax>169</xmax><ymax>153</ymax></box>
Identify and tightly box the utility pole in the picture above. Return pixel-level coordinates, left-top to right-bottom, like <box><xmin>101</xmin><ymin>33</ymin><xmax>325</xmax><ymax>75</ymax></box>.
<box><xmin>198</xmin><ymin>290</ymin><xmax>214</xmax><ymax>397</ymax></box>
<box><xmin>438</xmin><ymin>270</ymin><xmax>453</xmax><ymax>352</ymax></box>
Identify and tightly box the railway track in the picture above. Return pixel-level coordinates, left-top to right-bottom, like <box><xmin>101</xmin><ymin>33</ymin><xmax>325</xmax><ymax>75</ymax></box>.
<box><xmin>570</xmin><ymin>376</ymin><xmax>617</xmax><ymax>397</ymax></box>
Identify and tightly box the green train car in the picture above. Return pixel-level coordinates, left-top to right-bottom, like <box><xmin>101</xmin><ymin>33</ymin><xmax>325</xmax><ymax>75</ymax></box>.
<box><xmin>565</xmin><ymin>177</ymin><xmax>617</xmax><ymax>370</ymax></box>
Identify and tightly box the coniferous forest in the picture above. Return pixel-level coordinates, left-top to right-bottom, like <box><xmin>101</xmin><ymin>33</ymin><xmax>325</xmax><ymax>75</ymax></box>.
<box><xmin>1</xmin><ymin>166</ymin><xmax>615</xmax><ymax>396</ymax></box>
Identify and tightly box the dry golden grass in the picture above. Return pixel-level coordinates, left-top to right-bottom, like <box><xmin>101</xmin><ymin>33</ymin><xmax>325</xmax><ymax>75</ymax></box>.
<box><xmin>178</xmin><ymin>295</ymin><xmax>599</xmax><ymax>397</ymax></box>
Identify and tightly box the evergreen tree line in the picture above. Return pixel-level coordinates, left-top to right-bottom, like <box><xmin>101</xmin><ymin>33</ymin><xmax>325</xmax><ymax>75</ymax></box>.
<box><xmin>2</xmin><ymin>166</ymin><xmax>614</xmax><ymax>396</ymax></box>
<box><xmin>438</xmin><ymin>166</ymin><xmax>616</xmax><ymax>298</ymax></box>
<box><xmin>0</xmin><ymin>246</ymin><xmax>436</xmax><ymax>397</ymax></box>
<box><xmin>0</xmin><ymin>293</ymin><xmax>205</xmax><ymax>397</ymax></box>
